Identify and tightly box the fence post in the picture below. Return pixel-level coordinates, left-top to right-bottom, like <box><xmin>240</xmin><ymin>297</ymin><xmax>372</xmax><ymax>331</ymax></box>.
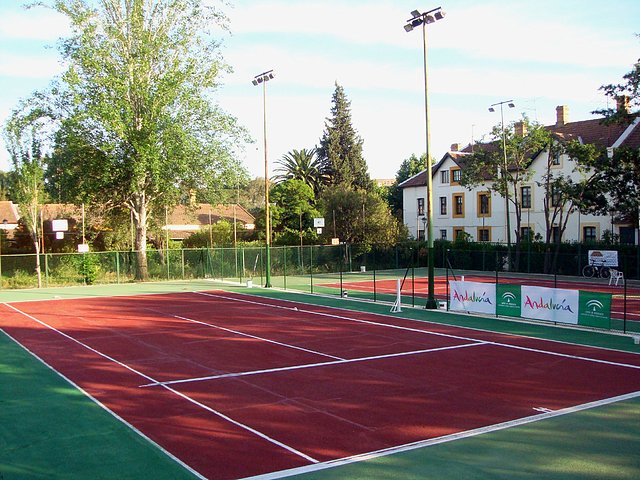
<box><xmin>181</xmin><ymin>249</ymin><xmax>185</xmax><ymax>280</ymax></box>
<box><xmin>44</xmin><ymin>253</ymin><xmax>49</xmax><ymax>288</ymax></box>
<box><xmin>309</xmin><ymin>245</ymin><xmax>314</xmax><ymax>294</ymax></box>
<box><xmin>372</xmin><ymin>248</ymin><xmax>377</xmax><ymax>302</ymax></box>
<box><xmin>283</xmin><ymin>247</ymin><xmax>287</xmax><ymax>290</ymax></box>
<box><xmin>116</xmin><ymin>251</ymin><xmax>120</xmax><ymax>284</ymax></box>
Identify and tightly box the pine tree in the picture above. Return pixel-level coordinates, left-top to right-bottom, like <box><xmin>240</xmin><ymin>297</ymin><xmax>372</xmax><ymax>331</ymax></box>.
<box><xmin>317</xmin><ymin>83</ymin><xmax>372</xmax><ymax>191</ymax></box>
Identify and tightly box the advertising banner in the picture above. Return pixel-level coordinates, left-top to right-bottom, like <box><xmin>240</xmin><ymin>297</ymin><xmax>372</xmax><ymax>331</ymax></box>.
<box><xmin>578</xmin><ymin>291</ymin><xmax>612</xmax><ymax>328</ymax></box>
<box><xmin>588</xmin><ymin>250</ymin><xmax>618</xmax><ymax>267</ymax></box>
<box><xmin>449</xmin><ymin>281</ymin><xmax>496</xmax><ymax>315</ymax></box>
<box><xmin>521</xmin><ymin>286</ymin><xmax>579</xmax><ymax>324</ymax></box>
<box><xmin>496</xmin><ymin>284</ymin><xmax>522</xmax><ymax>317</ymax></box>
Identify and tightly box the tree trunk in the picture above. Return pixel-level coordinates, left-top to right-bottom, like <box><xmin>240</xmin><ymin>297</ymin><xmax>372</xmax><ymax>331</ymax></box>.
<box><xmin>33</xmin><ymin>239</ymin><xmax>42</xmax><ymax>288</ymax></box>
<box><xmin>132</xmin><ymin>193</ymin><xmax>148</xmax><ymax>281</ymax></box>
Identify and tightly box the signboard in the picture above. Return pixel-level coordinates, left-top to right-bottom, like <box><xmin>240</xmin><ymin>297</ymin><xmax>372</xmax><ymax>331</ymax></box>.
<box><xmin>588</xmin><ymin>250</ymin><xmax>618</xmax><ymax>267</ymax></box>
<box><xmin>578</xmin><ymin>291</ymin><xmax>612</xmax><ymax>328</ymax></box>
<box><xmin>313</xmin><ymin>217</ymin><xmax>325</xmax><ymax>228</ymax></box>
<box><xmin>449</xmin><ymin>281</ymin><xmax>496</xmax><ymax>315</ymax></box>
<box><xmin>496</xmin><ymin>284</ymin><xmax>521</xmax><ymax>317</ymax></box>
<box><xmin>52</xmin><ymin>219</ymin><xmax>69</xmax><ymax>232</ymax></box>
<box><xmin>55</xmin><ymin>232</ymin><xmax>64</xmax><ymax>240</ymax></box>
<box><xmin>331</xmin><ymin>238</ymin><xmax>340</xmax><ymax>245</ymax></box>
<box><xmin>448</xmin><ymin>280</ymin><xmax>610</xmax><ymax>329</ymax></box>
<box><xmin>521</xmin><ymin>285</ymin><xmax>579</xmax><ymax>324</ymax></box>
<box><xmin>77</xmin><ymin>243</ymin><xmax>90</xmax><ymax>253</ymax></box>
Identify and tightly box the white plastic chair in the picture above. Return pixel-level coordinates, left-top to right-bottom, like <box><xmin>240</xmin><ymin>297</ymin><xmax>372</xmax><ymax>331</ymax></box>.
<box><xmin>609</xmin><ymin>269</ymin><xmax>624</xmax><ymax>286</ymax></box>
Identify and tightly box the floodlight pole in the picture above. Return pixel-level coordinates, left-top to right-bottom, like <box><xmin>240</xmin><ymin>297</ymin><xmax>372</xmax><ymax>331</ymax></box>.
<box><xmin>405</xmin><ymin>7</ymin><xmax>445</xmax><ymax>309</ymax></box>
<box><xmin>253</xmin><ymin>70</ymin><xmax>275</xmax><ymax>288</ymax></box>
<box><xmin>489</xmin><ymin>100</ymin><xmax>514</xmax><ymax>269</ymax></box>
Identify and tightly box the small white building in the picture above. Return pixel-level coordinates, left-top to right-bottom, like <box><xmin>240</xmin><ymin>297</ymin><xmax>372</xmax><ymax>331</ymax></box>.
<box><xmin>400</xmin><ymin>105</ymin><xmax>640</xmax><ymax>245</ymax></box>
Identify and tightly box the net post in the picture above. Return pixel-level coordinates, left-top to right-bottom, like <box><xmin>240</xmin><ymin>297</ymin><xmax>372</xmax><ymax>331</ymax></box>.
<box><xmin>391</xmin><ymin>278</ymin><xmax>402</xmax><ymax>313</ymax></box>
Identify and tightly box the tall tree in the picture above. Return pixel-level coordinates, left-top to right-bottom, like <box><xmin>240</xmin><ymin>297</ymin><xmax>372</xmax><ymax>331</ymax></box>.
<box><xmin>537</xmin><ymin>139</ymin><xmax>608</xmax><ymax>273</ymax></box>
<box><xmin>3</xmin><ymin>102</ymin><xmax>51</xmax><ymax>287</ymax></box>
<box><xmin>274</xmin><ymin>148</ymin><xmax>327</xmax><ymax>195</ymax></box>
<box><xmin>317</xmin><ymin>83</ymin><xmax>372</xmax><ymax>191</ymax></box>
<box><xmin>387</xmin><ymin>153</ymin><xmax>427</xmax><ymax>219</ymax></box>
<box><xmin>269</xmin><ymin>179</ymin><xmax>320</xmax><ymax>246</ymax></box>
<box><xmin>460</xmin><ymin>118</ymin><xmax>551</xmax><ymax>269</ymax></box>
<box><xmin>41</xmin><ymin>0</ymin><xmax>246</xmax><ymax>279</ymax></box>
<box><xmin>593</xmin><ymin>38</ymin><xmax>639</xmax><ymax>124</ymax></box>
<box><xmin>320</xmin><ymin>186</ymin><xmax>402</xmax><ymax>252</ymax></box>
<box><xmin>593</xmin><ymin>50</ymin><xmax>640</xmax><ymax>232</ymax></box>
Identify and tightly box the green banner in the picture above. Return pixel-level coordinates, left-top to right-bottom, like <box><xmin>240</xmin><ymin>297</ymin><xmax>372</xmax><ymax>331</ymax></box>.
<box><xmin>578</xmin><ymin>291</ymin><xmax>612</xmax><ymax>328</ymax></box>
<box><xmin>497</xmin><ymin>284</ymin><xmax>521</xmax><ymax>317</ymax></box>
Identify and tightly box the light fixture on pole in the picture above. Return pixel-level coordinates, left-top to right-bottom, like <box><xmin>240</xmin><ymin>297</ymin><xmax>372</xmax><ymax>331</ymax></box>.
<box><xmin>253</xmin><ymin>69</ymin><xmax>275</xmax><ymax>288</ymax></box>
<box><xmin>404</xmin><ymin>7</ymin><xmax>445</xmax><ymax>309</ymax></box>
<box><xmin>489</xmin><ymin>99</ymin><xmax>515</xmax><ymax>269</ymax></box>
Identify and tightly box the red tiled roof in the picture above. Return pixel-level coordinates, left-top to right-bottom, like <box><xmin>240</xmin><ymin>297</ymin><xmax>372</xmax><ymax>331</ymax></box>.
<box><xmin>400</xmin><ymin>114</ymin><xmax>640</xmax><ymax>189</ymax></box>
<box><xmin>550</xmin><ymin>118</ymin><xmax>629</xmax><ymax>148</ymax></box>
<box><xmin>0</xmin><ymin>201</ymin><xmax>20</xmax><ymax>224</ymax></box>
<box><xmin>166</xmin><ymin>204</ymin><xmax>255</xmax><ymax>226</ymax></box>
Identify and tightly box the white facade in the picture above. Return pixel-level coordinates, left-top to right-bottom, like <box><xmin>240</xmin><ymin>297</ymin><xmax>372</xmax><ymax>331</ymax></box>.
<box><xmin>401</xmin><ymin>151</ymin><xmax>635</xmax><ymax>245</ymax></box>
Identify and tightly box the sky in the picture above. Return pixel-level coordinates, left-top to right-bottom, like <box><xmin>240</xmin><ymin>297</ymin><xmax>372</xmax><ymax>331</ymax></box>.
<box><xmin>0</xmin><ymin>0</ymin><xmax>639</xmax><ymax>181</ymax></box>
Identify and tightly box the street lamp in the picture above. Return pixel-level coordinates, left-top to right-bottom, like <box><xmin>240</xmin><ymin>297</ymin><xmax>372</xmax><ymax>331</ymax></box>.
<box><xmin>253</xmin><ymin>69</ymin><xmax>275</xmax><ymax>288</ymax></box>
<box><xmin>489</xmin><ymin>100</ymin><xmax>515</xmax><ymax>269</ymax></box>
<box><xmin>404</xmin><ymin>7</ymin><xmax>445</xmax><ymax>309</ymax></box>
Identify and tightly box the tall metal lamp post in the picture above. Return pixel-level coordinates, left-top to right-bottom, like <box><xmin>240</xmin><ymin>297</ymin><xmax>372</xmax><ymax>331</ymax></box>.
<box><xmin>488</xmin><ymin>100</ymin><xmax>515</xmax><ymax>268</ymax></box>
<box><xmin>253</xmin><ymin>70</ymin><xmax>275</xmax><ymax>288</ymax></box>
<box><xmin>404</xmin><ymin>7</ymin><xmax>445</xmax><ymax>309</ymax></box>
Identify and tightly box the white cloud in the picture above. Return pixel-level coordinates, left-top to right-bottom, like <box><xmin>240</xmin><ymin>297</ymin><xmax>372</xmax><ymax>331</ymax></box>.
<box><xmin>0</xmin><ymin>8</ymin><xmax>70</xmax><ymax>41</ymax></box>
<box><xmin>0</xmin><ymin>53</ymin><xmax>64</xmax><ymax>80</ymax></box>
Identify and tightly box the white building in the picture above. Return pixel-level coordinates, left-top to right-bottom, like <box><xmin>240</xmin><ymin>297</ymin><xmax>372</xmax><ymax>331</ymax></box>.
<box><xmin>400</xmin><ymin>105</ymin><xmax>640</xmax><ymax>245</ymax></box>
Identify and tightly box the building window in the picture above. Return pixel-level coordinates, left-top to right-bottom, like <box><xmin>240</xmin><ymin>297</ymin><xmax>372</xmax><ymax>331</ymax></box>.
<box><xmin>453</xmin><ymin>227</ymin><xmax>465</xmax><ymax>240</ymax></box>
<box><xmin>521</xmin><ymin>186</ymin><xmax>532</xmax><ymax>209</ymax></box>
<box><xmin>439</xmin><ymin>196</ymin><xmax>447</xmax><ymax>215</ymax></box>
<box><xmin>551</xmin><ymin>152</ymin><xmax>561</xmax><ymax>166</ymax></box>
<box><xmin>551</xmin><ymin>185</ymin><xmax>562</xmax><ymax>207</ymax></box>
<box><xmin>440</xmin><ymin>170</ymin><xmax>449</xmax><ymax>184</ymax></box>
<box><xmin>417</xmin><ymin>197</ymin><xmax>424</xmax><ymax>216</ymax></box>
<box><xmin>583</xmin><ymin>226</ymin><xmax>597</xmax><ymax>242</ymax></box>
<box><xmin>477</xmin><ymin>192</ymin><xmax>491</xmax><ymax>217</ymax></box>
<box><xmin>453</xmin><ymin>193</ymin><xmax>464</xmax><ymax>217</ymax></box>
<box><xmin>418</xmin><ymin>228</ymin><xmax>425</xmax><ymax>241</ymax></box>
<box><xmin>521</xmin><ymin>226</ymin><xmax>533</xmax><ymax>241</ymax></box>
<box><xmin>477</xmin><ymin>227</ymin><xmax>490</xmax><ymax>242</ymax></box>
<box><xmin>452</xmin><ymin>168</ymin><xmax>462</xmax><ymax>184</ymax></box>
<box><xmin>440</xmin><ymin>229</ymin><xmax>447</xmax><ymax>240</ymax></box>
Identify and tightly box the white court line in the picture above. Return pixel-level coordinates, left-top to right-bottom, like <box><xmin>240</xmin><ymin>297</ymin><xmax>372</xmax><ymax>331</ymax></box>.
<box><xmin>140</xmin><ymin>342</ymin><xmax>487</xmax><ymax>388</ymax></box>
<box><xmin>4</xmin><ymin>303</ymin><xmax>319</xmax><ymax>464</ymax></box>
<box><xmin>146</xmin><ymin>308</ymin><xmax>345</xmax><ymax>361</ymax></box>
<box><xmin>196</xmin><ymin>292</ymin><xmax>640</xmax><ymax>371</ymax></box>
<box><xmin>0</xmin><ymin>324</ymin><xmax>207</xmax><ymax>480</ymax></box>
<box><xmin>243</xmin><ymin>389</ymin><xmax>640</xmax><ymax>480</ymax></box>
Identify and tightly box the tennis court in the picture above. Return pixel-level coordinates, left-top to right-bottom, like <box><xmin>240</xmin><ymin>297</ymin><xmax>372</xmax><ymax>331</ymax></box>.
<box><xmin>2</xmin><ymin>282</ymin><xmax>640</xmax><ymax>479</ymax></box>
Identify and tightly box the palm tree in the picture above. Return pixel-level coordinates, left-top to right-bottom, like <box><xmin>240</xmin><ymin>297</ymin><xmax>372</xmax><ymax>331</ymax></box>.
<box><xmin>274</xmin><ymin>148</ymin><xmax>327</xmax><ymax>194</ymax></box>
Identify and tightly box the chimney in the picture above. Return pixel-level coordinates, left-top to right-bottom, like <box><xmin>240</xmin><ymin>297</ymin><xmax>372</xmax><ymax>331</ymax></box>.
<box><xmin>450</xmin><ymin>143</ymin><xmax>461</xmax><ymax>152</ymax></box>
<box><xmin>514</xmin><ymin>121</ymin><xmax>527</xmax><ymax>137</ymax></box>
<box><xmin>616</xmin><ymin>95</ymin><xmax>630</xmax><ymax>114</ymax></box>
<box><xmin>556</xmin><ymin>105</ymin><xmax>569</xmax><ymax>127</ymax></box>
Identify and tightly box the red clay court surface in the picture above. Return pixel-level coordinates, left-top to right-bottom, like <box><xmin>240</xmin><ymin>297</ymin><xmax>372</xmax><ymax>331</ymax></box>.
<box><xmin>324</xmin><ymin>275</ymin><xmax>640</xmax><ymax>322</ymax></box>
<box><xmin>2</xmin><ymin>291</ymin><xmax>640</xmax><ymax>479</ymax></box>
